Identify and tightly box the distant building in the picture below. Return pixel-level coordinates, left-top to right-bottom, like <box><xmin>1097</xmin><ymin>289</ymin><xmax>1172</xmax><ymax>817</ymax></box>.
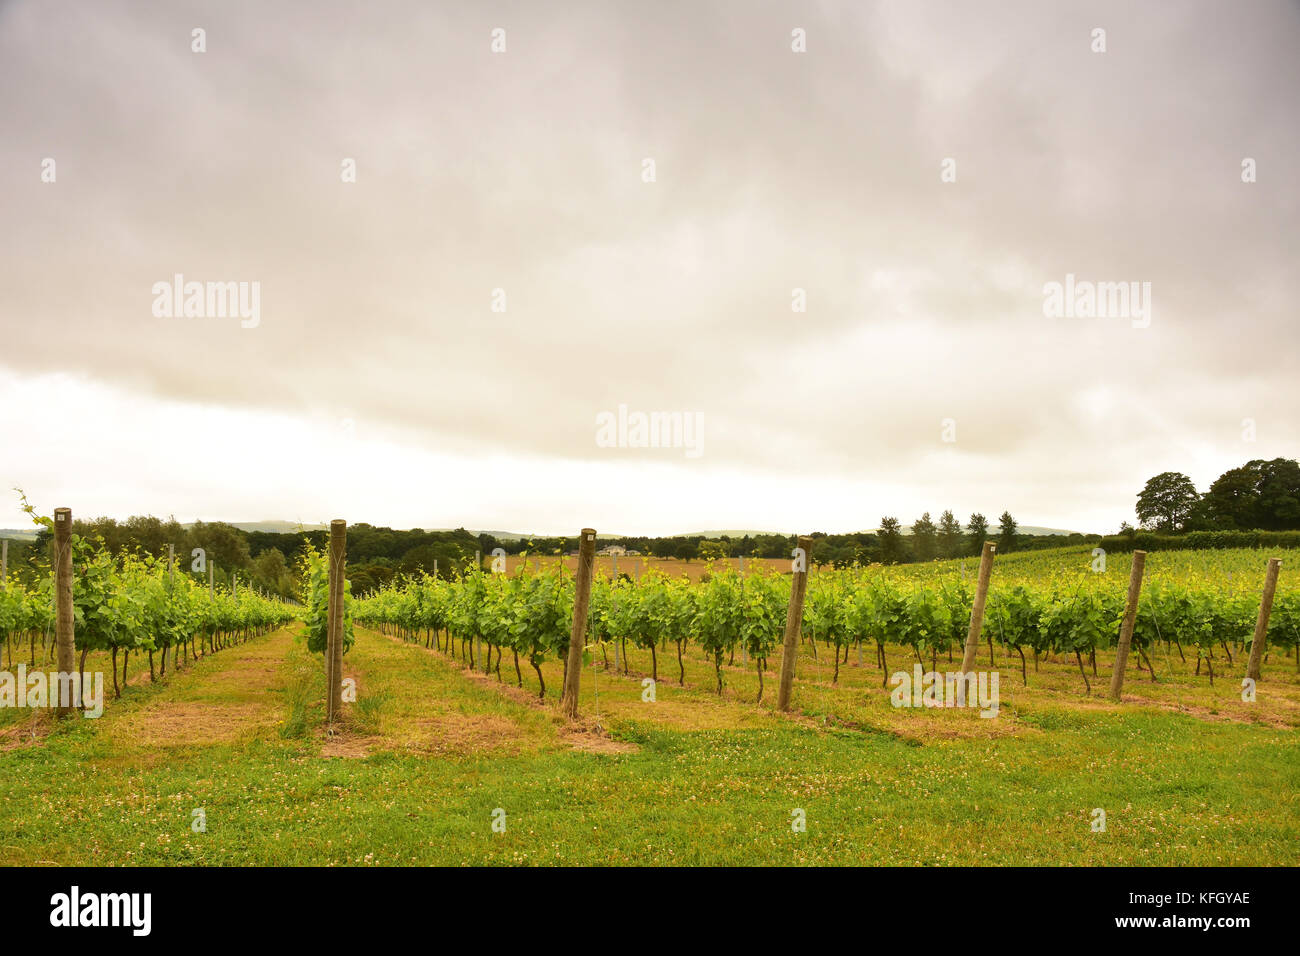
<box><xmin>597</xmin><ymin>544</ymin><xmax>628</xmax><ymax>557</ymax></box>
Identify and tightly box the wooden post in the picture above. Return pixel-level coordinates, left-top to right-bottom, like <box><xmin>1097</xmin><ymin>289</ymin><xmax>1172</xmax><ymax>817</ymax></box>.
<box><xmin>1108</xmin><ymin>550</ymin><xmax>1147</xmax><ymax>700</ymax></box>
<box><xmin>233</xmin><ymin>572</ymin><xmax>238</xmax><ymax>599</ymax></box>
<box><xmin>611</xmin><ymin>550</ymin><xmax>620</xmax><ymax>671</ymax></box>
<box><xmin>167</xmin><ymin>544</ymin><xmax>174</xmax><ymax>589</ymax></box>
<box><xmin>959</xmin><ymin>541</ymin><xmax>997</xmax><ymax>674</ymax></box>
<box><xmin>209</xmin><ymin>562</ymin><xmax>215</xmax><ymax>599</ymax></box>
<box><xmin>326</xmin><ymin>519</ymin><xmax>346</xmax><ymax>723</ymax></box>
<box><xmin>740</xmin><ymin>555</ymin><xmax>748</xmax><ymax>665</ymax></box>
<box><xmin>777</xmin><ymin>535</ymin><xmax>813</xmax><ymax>712</ymax></box>
<box><xmin>1</xmin><ymin>538</ymin><xmax>7</xmax><ymax>589</ymax></box>
<box><xmin>1246</xmin><ymin>558</ymin><xmax>1282</xmax><ymax>682</ymax></box>
<box><xmin>53</xmin><ymin>508</ymin><xmax>76</xmax><ymax>717</ymax></box>
<box><xmin>560</xmin><ymin>528</ymin><xmax>597</xmax><ymax>719</ymax></box>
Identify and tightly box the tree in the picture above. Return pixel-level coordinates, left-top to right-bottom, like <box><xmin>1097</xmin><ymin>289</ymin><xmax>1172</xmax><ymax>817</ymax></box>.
<box><xmin>966</xmin><ymin>513</ymin><xmax>988</xmax><ymax>556</ymax></box>
<box><xmin>878</xmin><ymin>517</ymin><xmax>907</xmax><ymax>565</ymax></box>
<box><xmin>1135</xmin><ymin>471</ymin><xmax>1200</xmax><ymax>532</ymax></box>
<box><xmin>189</xmin><ymin>521</ymin><xmax>252</xmax><ymax>573</ymax></box>
<box><xmin>997</xmin><ymin>511</ymin><xmax>1018</xmax><ymax>553</ymax></box>
<box><xmin>911</xmin><ymin>512</ymin><xmax>937</xmax><ymax>561</ymax></box>
<box><xmin>1255</xmin><ymin>458</ymin><xmax>1300</xmax><ymax>529</ymax></box>
<box><xmin>698</xmin><ymin>540</ymin><xmax>728</xmax><ymax>561</ymax></box>
<box><xmin>1201</xmin><ymin>458</ymin><xmax>1300</xmax><ymax>531</ymax></box>
<box><xmin>937</xmin><ymin>510</ymin><xmax>963</xmax><ymax>558</ymax></box>
<box><xmin>252</xmin><ymin>547</ymin><xmax>292</xmax><ymax>597</ymax></box>
<box><xmin>399</xmin><ymin>544</ymin><xmax>443</xmax><ymax>576</ymax></box>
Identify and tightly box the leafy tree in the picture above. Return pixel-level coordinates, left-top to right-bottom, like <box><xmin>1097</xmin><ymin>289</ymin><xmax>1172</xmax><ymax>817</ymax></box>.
<box><xmin>252</xmin><ymin>547</ymin><xmax>293</xmax><ymax>597</ymax></box>
<box><xmin>878</xmin><ymin>517</ymin><xmax>908</xmax><ymax>564</ymax></box>
<box><xmin>1199</xmin><ymin>465</ymin><xmax>1256</xmax><ymax>529</ymax></box>
<box><xmin>1136</xmin><ymin>471</ymin><xmax>1200</xmax><ymax>532</ymax></box>
<box><xmin>937</xmin><ymin>509</ymin><xmax>964</xmax><ymax>558</ymax></box>
<box><xmin>1200</xmin><ymin>458</ymin><xmax>1300</xmax><ymax>531</ymax></box>
<box><xmin>1256</xmin><ymin>458</ymin><xmax>1300</xmax><ymax>529</ymax></box>
<box><xmin>122</xmin><ymin>515</ymin><xmax>184</xmax><ymax>557</ymax></box>
<box><xmin>698</xmin><ymin>540</ymin><xmax>729</xmax><ymax>561</ymax></box>
<box><xmin>967</xmin><ymin>513</ymin><xmax>989</xmax><ymax>556</ymax></box>
<box><xmin>911</xmin><ymin>512</ymin><xmax>937</xmax><ymax>561</ymax></box>
<box><xmin>189</xmin><ymin>520</ymin><xmax>252</xmax><ymax>573</ymax></box>
<box><xmin>998</xmin><ymin>511</ymin><xmax>1018</xmax><ymax>553</ymax></box>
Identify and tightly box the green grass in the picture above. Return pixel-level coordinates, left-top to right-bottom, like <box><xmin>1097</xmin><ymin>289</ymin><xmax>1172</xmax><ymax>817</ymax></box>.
<box><xmin>0</xmin><ymin>625</ymin><xmax>1296</xmax><ymax>866</ymax></box>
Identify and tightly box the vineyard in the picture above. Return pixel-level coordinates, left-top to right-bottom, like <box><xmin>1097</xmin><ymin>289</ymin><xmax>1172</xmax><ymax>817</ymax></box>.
<box><xmin>2</xmin><ymin>520</ymin><xmax>1298</xmax><ymax>866</ymax></box>
<box><xmin>0</xmin><ymin>517</ymin><xmax>293</xmax><ymax>708</ymax></box>
<box><xmin>354</xmin><ymin>546</ymin><xmax>1300</xmax><ymax>702</ymax></box>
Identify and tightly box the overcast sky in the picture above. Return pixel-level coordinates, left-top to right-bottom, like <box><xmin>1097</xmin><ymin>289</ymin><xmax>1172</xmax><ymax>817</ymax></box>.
<box><xmin>1</xmin><ymin>0</ymin><xmax>1297</xmax><ymax>536</ymax></box>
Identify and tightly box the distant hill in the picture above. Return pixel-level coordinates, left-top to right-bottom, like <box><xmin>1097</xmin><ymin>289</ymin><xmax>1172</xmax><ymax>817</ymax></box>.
<box><xmin>190</xmin><ymin>520</ymin><xmax>328</xmax><ymax>534</ymax></box>
<box><xmin>0</xmin><ymin>528</ymin><xmax>38</xmax><ymax>542</ymax></box>
<box><xmin>470</xmin><ymin>530</ymin><xmax>623</xmax><ymax>541</ymax></box>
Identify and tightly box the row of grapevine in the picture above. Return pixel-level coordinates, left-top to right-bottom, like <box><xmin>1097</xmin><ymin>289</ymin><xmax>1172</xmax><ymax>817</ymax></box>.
<box><xmin>356</xmin><ymin>566</ymin><xmax>572</xmax><ymax>697</ymax></box>
<box><xmin>0</xmin><ymin>533</ymin><xmax>294</xmax><ymax>700</ymax></box>
<box><xmin>354</xmin><ymin>552</ymin><xmax>1300</xmax><ymax>701</ymax></box>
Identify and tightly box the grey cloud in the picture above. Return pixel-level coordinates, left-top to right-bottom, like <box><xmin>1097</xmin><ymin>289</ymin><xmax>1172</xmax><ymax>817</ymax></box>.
<box><xmin>1</xmin><ymin>0</ymin><xmax>1296</xmax><ymax>519</ymax></box>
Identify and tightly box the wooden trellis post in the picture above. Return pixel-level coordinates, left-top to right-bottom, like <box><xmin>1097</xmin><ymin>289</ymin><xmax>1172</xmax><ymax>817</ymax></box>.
<box><xmin>959</xmin><ymin>542</ymin><xmax>996</xmax><ymax>674</ymax></box>
<box><xmin>611</xmin><ymin>551</ymin><xmax>620</xmax><ymax>671</ymax></box>
<box><xmin>777</xmin><ymin>535</ymin><xmax>813</xmax><ymax>712</ymax></box>
<box><xmin>560</xmin><ymin>528</ymin><xmax>597</xmax><ymax>719</ymax></box>
<box><xmin>53</xmin><ymin>508</ymin><xmax>76</xmax><ymax>717</ymax></box>
<box><xmin>1108</xmin><ymin>551</ymin><xmax>1147</xmax><ymax>700</ymax></box>
<box><xmin>740</xmin><ymin>555</ymin><xmax>748</xmax><ymax>665</ymax></box>
<box><xmin>1246</xmin><ymin>558</ymin><xmax>1282</xmax><ymax>682</ymax></box>
<box><xmin>326</xmin><ymin>519</ymin><xmax>347</xmax><ymax>723</ymax></box>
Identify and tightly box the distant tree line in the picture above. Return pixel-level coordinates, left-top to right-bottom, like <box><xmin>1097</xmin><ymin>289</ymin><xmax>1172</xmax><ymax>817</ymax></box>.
<box><xmin>0</xmin><ymin>502</ymin><xmax>1144</xmax><ymax>598</ymax></box>
<box><xmin>5</xmin><ymin>516</ymin><xmax>302</xmax><ymax>598</ymax></box>
<box><xmin>8</xmin><ymin>460</ymin><xmax>1293</xmax><ymax>593</ymax></box>
<box><xmin>3</xmin><ymin>517</ymin><xmax>487</xmax><ymax>599</ymax></box>
<box><xmin>511</xmin><ymin>509</ymin><xmax>1034</xmax><ymax>569</ymax></box>
<box><xmin>0</xmin><ymin>506</ymin><xmax>1086</xmax><ymax>595</ymax></box>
